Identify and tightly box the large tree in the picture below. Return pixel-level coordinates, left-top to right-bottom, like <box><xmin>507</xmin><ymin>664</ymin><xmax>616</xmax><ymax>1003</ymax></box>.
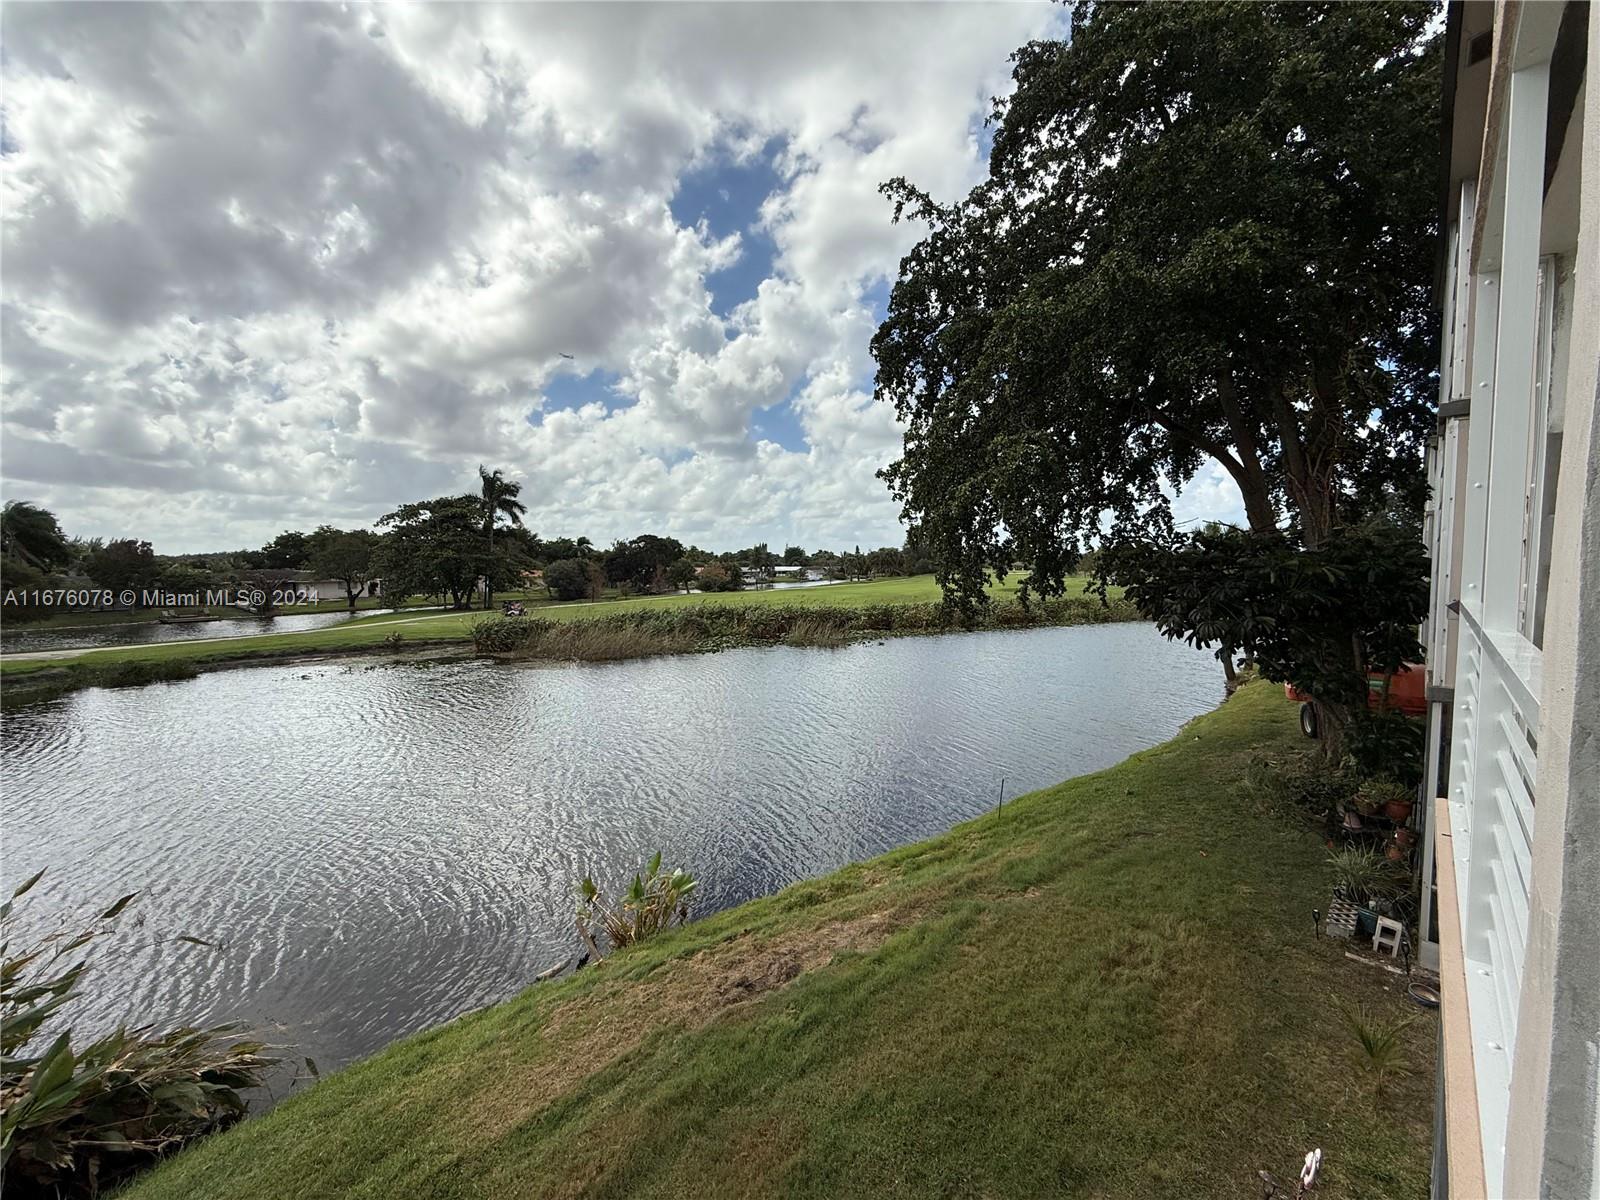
<box><xmin>307</xmin><ymin>527</ymin><xmax>378</xmax><ymax>610</ymax></box>
<box><xmin>0</xmin><ymin>501</ymin><xmax>71</xmax><ymax>575</ymax></box>
<box><xmin>603</xmin><ymin>534</ymin><xmax>686</xmax><ymax>593</ymax></box>
<box><xmin>249</xmin><ymin>530</ymin><xmax>312</xmax><ymax>571</ymax></box>
<box><xmin>84</xmin><ymin>539</ymin><xmax>160</xmax><ymax>597</ymax></box>
<box><xmin>376</xmin><ymin>496</ymin><xmax>488</xmax><ymax>610</ymax></box>
<box><xmin>875</xmin><ymin>1</ymin><xmax>1438</xmax><ymax>578</ymax></box>
<box><xmin>873</xmin><ymin>1</ymin><xmax>1439</xmax><ymax>746</ymax></box>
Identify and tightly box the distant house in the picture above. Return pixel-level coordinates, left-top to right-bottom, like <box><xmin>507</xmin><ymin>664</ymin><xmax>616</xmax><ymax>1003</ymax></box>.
<box><xmin>303</xmin><ymin>578</ymin><xmax>381</xmax><ymax>603</ymax></box>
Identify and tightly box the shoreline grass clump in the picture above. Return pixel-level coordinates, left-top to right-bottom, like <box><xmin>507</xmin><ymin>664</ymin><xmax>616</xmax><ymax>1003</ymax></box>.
<box><xmin>471</xmin><ymin>594</ymin><xmax>1139</xmax><ymax>663</ymax></box>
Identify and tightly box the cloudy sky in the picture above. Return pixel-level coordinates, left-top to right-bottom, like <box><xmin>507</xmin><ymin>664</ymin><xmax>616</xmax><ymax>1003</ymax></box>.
<box><xmin>1</xmin><ymin>1</ymin><xmax>1243</xmax><ymax>555</ymax></box>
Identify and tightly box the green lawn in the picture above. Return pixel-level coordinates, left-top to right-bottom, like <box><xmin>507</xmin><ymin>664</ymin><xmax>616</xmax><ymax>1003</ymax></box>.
<box><xmin>119</xmin><ymin>682</ymin><xmax>1434</xmax><ymax>1200</ymax></box>
<box><xmin>3</xmin><ymin>575</ymin><xmax>1109</xmax><ymax>677</ymax></box>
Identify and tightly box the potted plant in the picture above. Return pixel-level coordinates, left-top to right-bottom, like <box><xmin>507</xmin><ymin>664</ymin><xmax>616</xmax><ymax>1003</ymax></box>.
<box><xmin>1327</xmin><ymin>847</ymin><xmax>1409</xmax><ymax>937</ymax></box>
<box><xmin>1387</xmin><ymin>827</ymin><xmax>1418</xmax><ymax>862</ymax></box>
<box><xmin>1357</xmin><ymin>777</ymin><xmax>1414</xmax><ymax>824</ymax></box>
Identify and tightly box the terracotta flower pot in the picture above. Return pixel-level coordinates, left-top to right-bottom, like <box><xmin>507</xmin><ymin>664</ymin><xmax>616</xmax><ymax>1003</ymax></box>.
<box><xmin>1384</xmin><ymin>798</ymin><xmax>1414</xmax><ymax>822</ymax></box>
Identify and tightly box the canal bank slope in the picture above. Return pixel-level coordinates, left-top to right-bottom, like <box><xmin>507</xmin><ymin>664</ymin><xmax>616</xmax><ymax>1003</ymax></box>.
<box><xmin>120</xmin><ymin>682</ymin><xmax>1433</xmax><ymax>1200</ymax></box>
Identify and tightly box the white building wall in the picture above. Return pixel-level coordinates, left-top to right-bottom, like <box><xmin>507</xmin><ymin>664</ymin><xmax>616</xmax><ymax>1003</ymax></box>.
<box><xmin>1433</xmin><ymin>5</ymin><xmax>1598</xmax><ymax>1197</ymax></box>
<box><xmin>1501</xmin><ymin>13</ymin><xmax>1600</xmax><ymax>1193</ymax></box>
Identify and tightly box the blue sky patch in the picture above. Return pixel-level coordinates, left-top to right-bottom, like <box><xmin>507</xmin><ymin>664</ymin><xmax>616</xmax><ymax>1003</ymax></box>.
<box><xmin>670</xmin><ymin>138</ymin><xmax>785</xmax><ymax>316</ymax></box>
<box><xmin>528</xmin><ymin>367</ymin><xmax>627</xmax><ymax>424</ymax></box>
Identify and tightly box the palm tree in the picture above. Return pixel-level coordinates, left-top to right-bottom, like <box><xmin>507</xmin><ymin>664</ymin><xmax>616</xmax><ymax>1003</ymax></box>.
<box><xmin>575</xmin><ymin>536</ymin><xmax>593</xmax><ymax>559</ymax></box>
<box><xmin>478</xmin><ymin>466</ymin><xmax>527</xmax><ymax>610</ymax></box>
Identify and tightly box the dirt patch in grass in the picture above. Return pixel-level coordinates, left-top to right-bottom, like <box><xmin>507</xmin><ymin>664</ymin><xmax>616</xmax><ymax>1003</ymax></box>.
<box><xmin>469</xmin><ymin>911</ymin><xmax>904</xmax><ymax>1143</ymax></box>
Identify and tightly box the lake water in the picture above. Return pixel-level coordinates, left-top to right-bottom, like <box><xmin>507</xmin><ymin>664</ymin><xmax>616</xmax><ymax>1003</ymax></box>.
<box><xmin>0</xmin><ymin>608</ymin><xmax>406</xmax><ymax>653</ymax></box>
<box><xmin>1</xmin><ymin>623</ymin><xmax>1221</xmax><ymax>1083</ymax></box>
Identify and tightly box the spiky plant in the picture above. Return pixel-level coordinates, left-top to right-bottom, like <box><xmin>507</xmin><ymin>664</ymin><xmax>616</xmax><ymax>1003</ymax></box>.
<box><xmin>1326</xmin><ymin>846</ymin><xmax>1408</xmax><ymax>908</ymax></box>
<box><xmin>1338</xmin><ymin>1000</ymin><xmax>1416</xmax><ymax>1106</ymax></box>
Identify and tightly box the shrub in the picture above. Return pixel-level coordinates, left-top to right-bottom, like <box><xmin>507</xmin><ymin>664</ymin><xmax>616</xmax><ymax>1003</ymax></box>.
<box><xmin>1</xmin><ymin>874</ymin><xmax>277</xmax><ymax>1199</ymax></box>
<box><xmin>471</xmin><ymin>615</ymin><xmax>538</xmax><ymax>654</ymax></box>
<box><xmin>1244</xmin><ymin>752</ymin><xmax>1359</xmax><ymax>815</ymax></box>
<box><xmin>574</xmin><ymin>853</ymin><xmax>697</xmax><ymax>958</ymax></box>
<box><xmin>784</xmin><ymin>618</ymin><xmax>850</xmax><ymax>648</ymax></box>
<box><xmin>543</xmin><ymin>559</ymin><xmax>589</xmax><ymax>601</ymax></box>
<box><xmin>91</xmin><ymin>661</ymin><xmax>200</xmax><ymax>689</ymax></box>
<box><xmin>694</xmin><ymin>563</ymin><xmax>740</xmax><ymax>592</ymax></box>
<box><xmin>1345</xmin><ymin>710</ymin><xmax>1425</xmax><ymax>788</ymax></box>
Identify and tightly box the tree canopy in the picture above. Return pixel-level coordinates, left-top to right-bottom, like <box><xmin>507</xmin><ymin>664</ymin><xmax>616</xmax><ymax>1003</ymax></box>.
<box><xmin>1</xmin><ymin>501</ymin><xmax>72</xmax><ymax>574</ymax></box>
<box><xmin>375</xmin><ymin>496</ymin><xmax>486</xmax><ymax>609</ymax></box>
<box><xmin>873</xmin><ymin>0</ymin><xmax>1441</xmax><ymax>607</ymax></box>
<box><xmin>307</xmin><ymin>527</ymin><xmax>378</xmax><ymax>608</ymax></box>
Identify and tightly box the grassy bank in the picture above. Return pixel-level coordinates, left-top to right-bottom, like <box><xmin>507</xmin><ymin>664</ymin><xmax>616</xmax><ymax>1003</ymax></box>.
<box><xmin>120</xmin><ymin>682</ymin><xmax>1434</xmax><ymax>1200</ymax></box>
<box><xmin>1</xmin><ymin>575</ymin><xmax>1119</xmax><ymax>687</ymax></box>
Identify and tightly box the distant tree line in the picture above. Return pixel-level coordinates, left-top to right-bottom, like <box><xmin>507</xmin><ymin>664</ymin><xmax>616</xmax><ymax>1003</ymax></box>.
<box><xmin>1</xmin><ymin>484</ymin><xmax>934</xmax><ymax>621</ymax></box>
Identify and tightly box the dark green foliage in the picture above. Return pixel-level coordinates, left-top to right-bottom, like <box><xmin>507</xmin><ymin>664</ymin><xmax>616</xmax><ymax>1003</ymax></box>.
<box><xmin>602</xmin><ymin>535</ymin><xmax>686</xmax><ymax>592</ymax></box>
<box><xmin>1345</xmin><ymin>711</ymin><xmax>1425</xmax><ymax>788</ymax></box>
<box><xmin>1244</xmin><ymin>751</ymin><xmax>1359</xmax><ymax>817</ymax></box>
<box><xmin>873</xmin><ymin>0</ymin><xmax>1440</xmax><ymax>606</ymax></box>
<box><xmin>246</xmin><ymin>531</ymin><xmax>311</xmax><ymax>571</ymax></box>
<box><xmin>1</xmin><ymin>876</ymin><xmax>277</xmax><ymax>1199</ymax></box>
<box><xmin>374</xmin><ymin>496</ymin><xmax>488</xmax><ymax>609</ymax></box>
<box><xmin>1</xmin><ymin>502</ymin><xmax>72</xmax><ymax>575</ymax></box>
<box><xmin>542</xmin><ymin>559</ymin><xmax>590</xmax><ymax>601</ymax></box>
<box><xmin>666</xmin><ymin>557</ymin><xmax>697</xmax><ymax>593</ymax></box>
<box><xmin>477</xmin><ymin>467</ymin><xmax>527</xmax><ymax>610</ymax></box>
<box><xmin>1104</xmin><ymin>518</ymin><xmax>1428</xmax><ymax>748</ymax></box>
<box><xmin>694</xmin><ymin>563</ymin><xmax>743</xmax><ymax>593</ymax></box>
<box><xmin>1326</xmin><ymin>847</ymin><xmax>1410</xmax><ymax>908</ymax></box>
<box><xmin>306</xmin><ymin>528</ymin><xmax>378</xmax><ymax>609</ymax></box>
<box><xmin>83</xmin><ymin>540</ymin><xmax>160</xmax><ymax>595</ymax></box>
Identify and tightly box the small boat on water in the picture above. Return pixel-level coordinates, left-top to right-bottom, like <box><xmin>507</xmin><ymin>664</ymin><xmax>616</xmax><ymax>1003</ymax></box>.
<box><xmin>156</xmin><ymin>610</ymin><xmax>224</xmax><ymax>625</ymax></box>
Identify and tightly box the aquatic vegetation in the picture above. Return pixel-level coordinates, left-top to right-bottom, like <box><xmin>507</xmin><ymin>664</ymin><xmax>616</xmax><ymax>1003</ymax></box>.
<box><xmin>575</xmin><ymin>852</ymin><xmax>698</xmax><ymax>958</ymax></box>
<box><xmin>1</xmin><ymin>874</ymin><xmax>276</xmax><ymax>1199</ymax></box>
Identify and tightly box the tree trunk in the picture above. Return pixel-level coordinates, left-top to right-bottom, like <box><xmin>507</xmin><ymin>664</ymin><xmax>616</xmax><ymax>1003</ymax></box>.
<box><xmin>1314</xmin><ymin>698</ymin><xmax>1348</xmax><ymax>761</ymax></box>
<box><xmin>1215</xmin><ymin>371</ymin><xmax>1278</xmax><ymax>534</ymax></box>
<box><xmin>484</xmin><ymin>524</ymin><xmax>495</xmax><ymax>610</ymax></box>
